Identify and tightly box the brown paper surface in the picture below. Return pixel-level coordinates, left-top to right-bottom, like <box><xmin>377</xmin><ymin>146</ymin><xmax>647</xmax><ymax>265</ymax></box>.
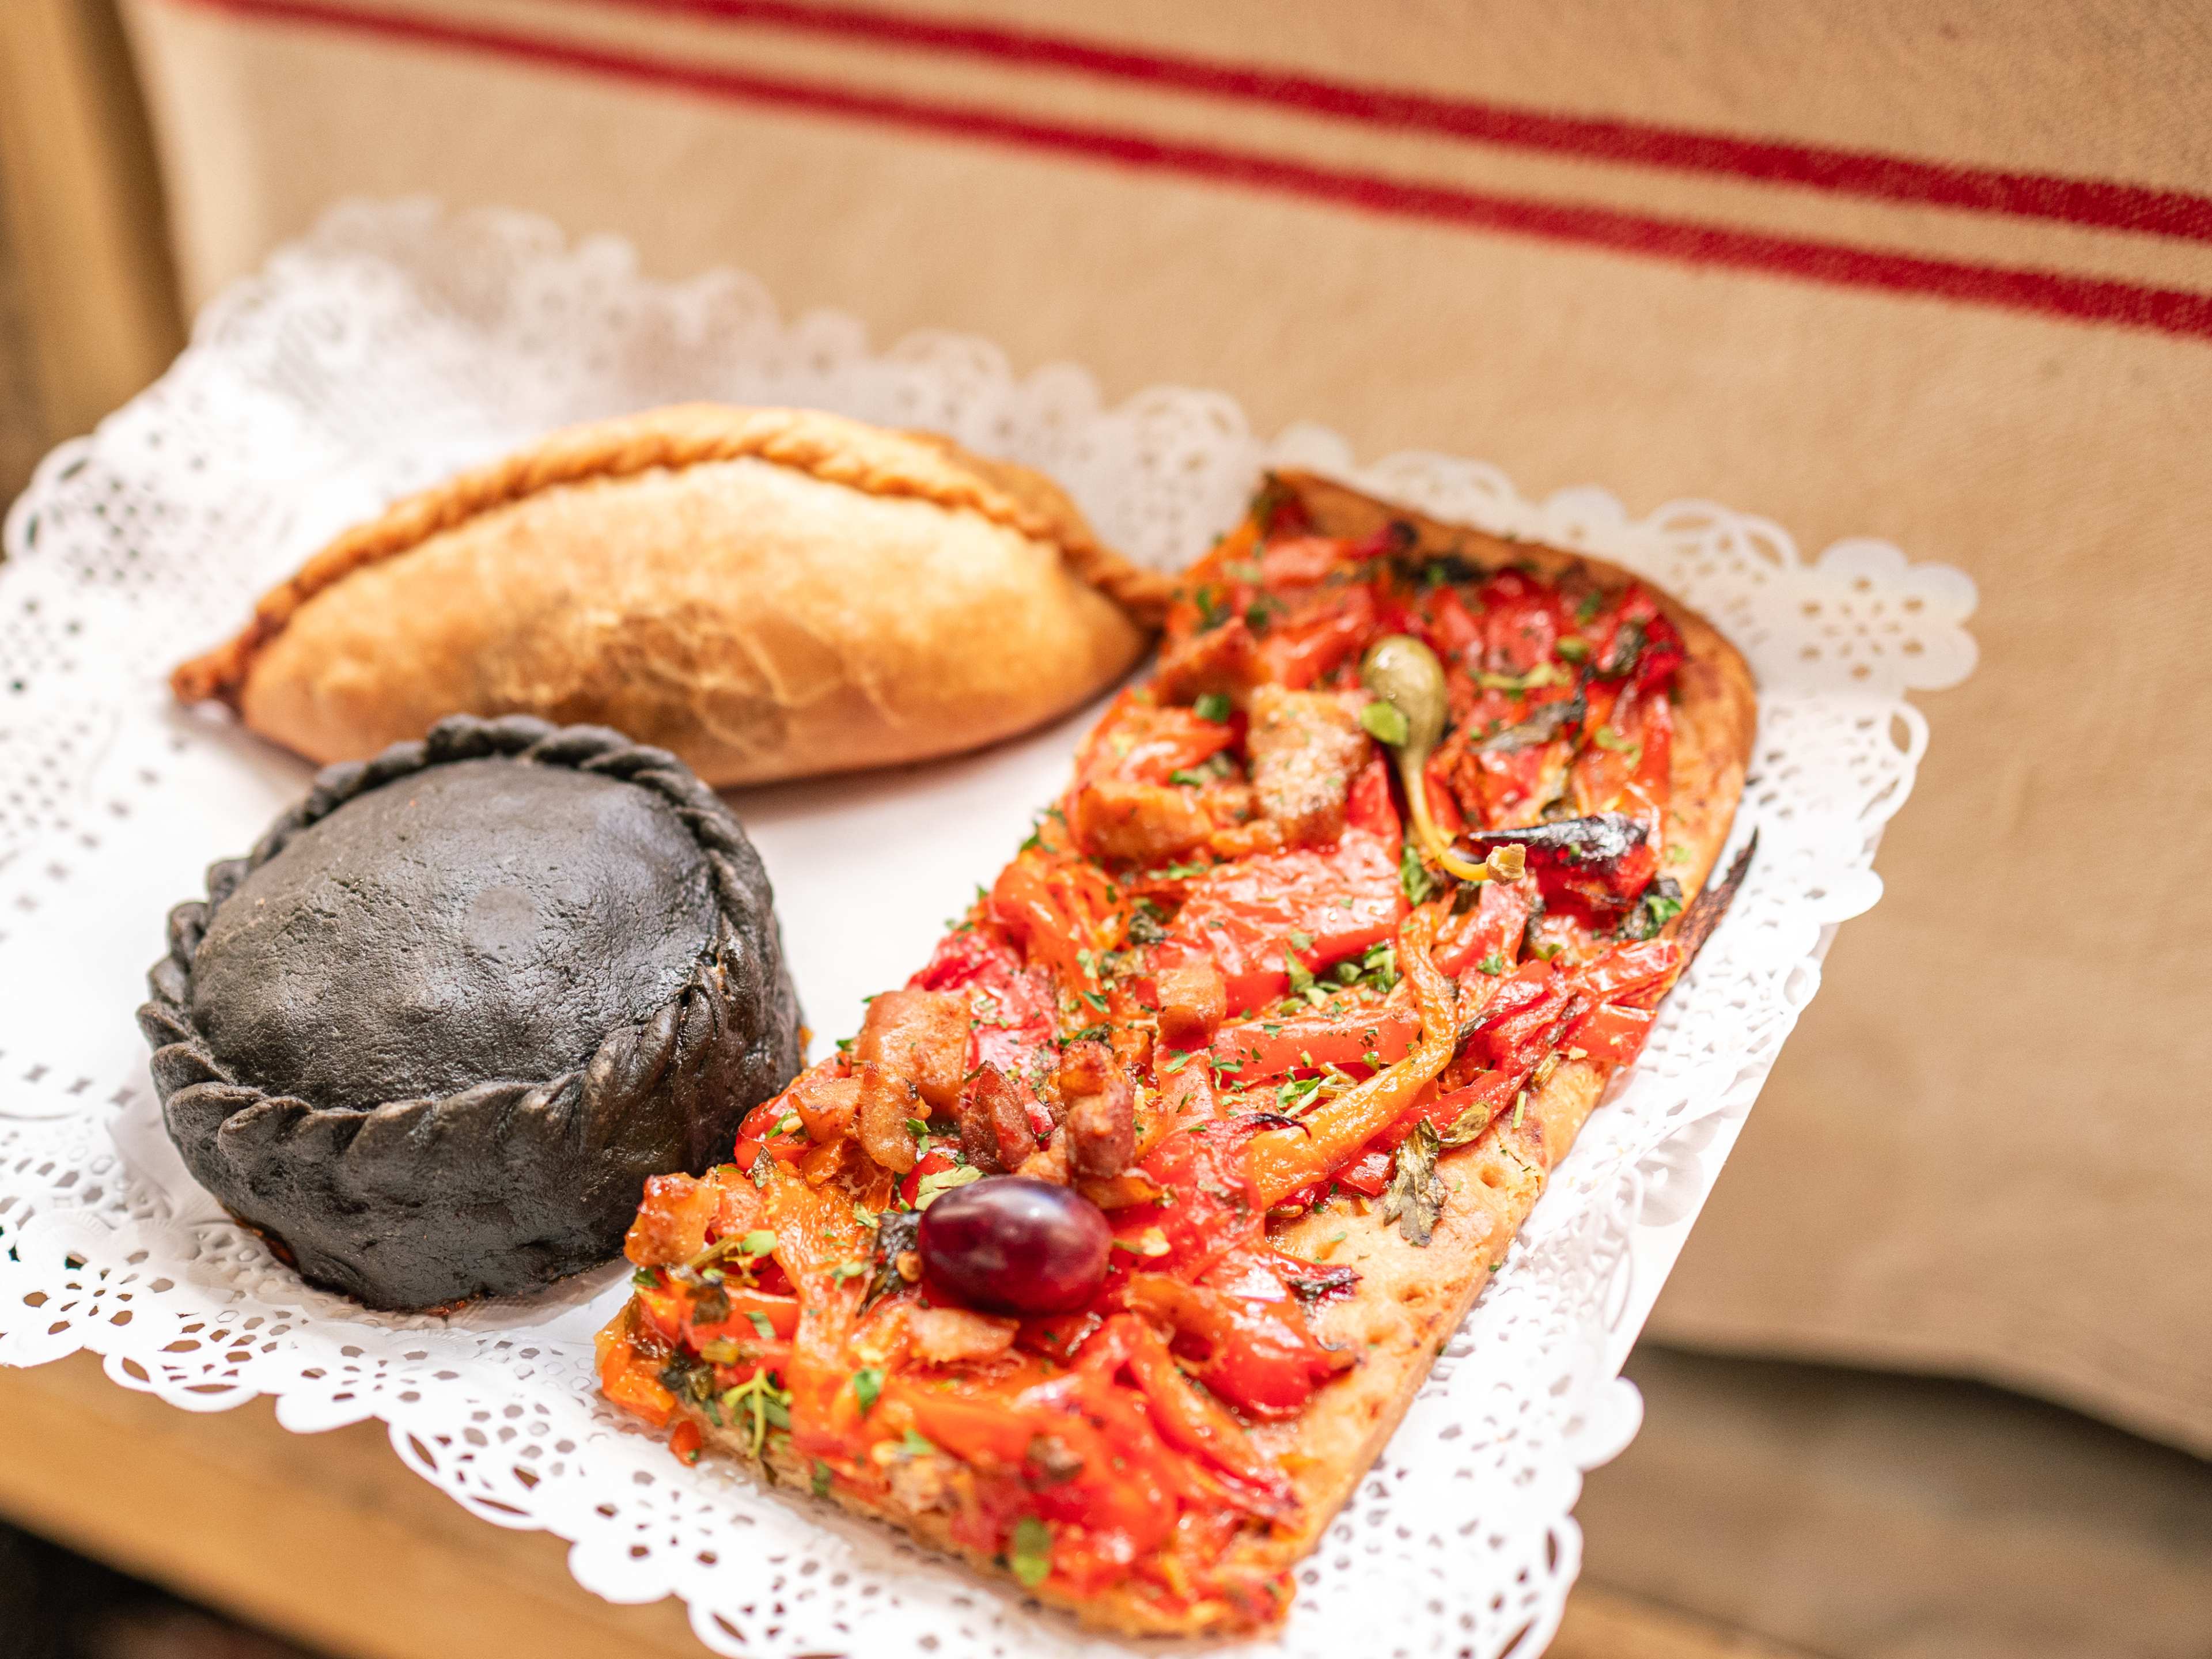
<box><xmin>119</xmin><ymin>0</ymin><xmax>2212</xmax><ymax>1450</ymax></box>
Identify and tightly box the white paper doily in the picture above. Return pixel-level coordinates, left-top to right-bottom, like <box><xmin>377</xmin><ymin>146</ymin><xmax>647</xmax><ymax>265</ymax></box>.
<box><xmin>0</xmin><ymin>200</ymin><xmax>1975</xmax><ymax>1659</ymax></box>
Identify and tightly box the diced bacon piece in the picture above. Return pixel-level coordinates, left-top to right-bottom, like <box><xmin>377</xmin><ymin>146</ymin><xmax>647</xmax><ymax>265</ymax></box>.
<box><xmin>955</xmin><ymin>1063</ymin><xmax>1038</xmax><ymax>1175</ymax></box>
<box><xmin>787</xmin><ymin>1070</ymin><xmax>862</xmax><ymax>1143</ymax></box>
<box><xmin>624</xmin><ymin>1172</ymin><xmax>717</xmax><ymax>1266</ymax></box>
<box><xmin>1153</xmin><ymin>619</ymin><xmax>1259</xmax><ymax>705</ymax></box>
<box><xmin>854</xmin><ymin>1060</ymin><xmax>923</xmax><ymax>1175</ymax></box>
<box><xmin>1246</xmin><ymin>686</ymin><xmax>1372</xmax><ymax>847</ymax></box>
<box><xmin>854</xmin><ymin>987</ymin><xmax>972</xmax><ymax>1110</ymax></box>
<box><xmin>1155</xmin><ymin>959</ymin><xmax>1227</xmax><ymax>1050</ymax></box>
<box><xmin>1069</xmin><ymin>777</ymin><xmax>1215</xmax><ymax>864</ymax></box>
<box><xmin>912</xmin><ymin>929</ymin><xmax>1057</xmax><ymax>1085</ymax></box>
<box><xmin>1058</xmin><ymin>1040</ymin><xmax>1137</xmax><ymax>1180</ymax></box>
<box><xmin>908</xmin><ymin>1306</ymin><xmax>1021</xmax><ymax>1364</ymax></box>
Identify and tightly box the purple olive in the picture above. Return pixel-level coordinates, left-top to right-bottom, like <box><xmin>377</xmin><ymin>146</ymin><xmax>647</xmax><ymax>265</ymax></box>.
<box><xmin>917</xmin><ymin>1177</ymin><xmax>1112</xmax><ymax>1315</ymax></box>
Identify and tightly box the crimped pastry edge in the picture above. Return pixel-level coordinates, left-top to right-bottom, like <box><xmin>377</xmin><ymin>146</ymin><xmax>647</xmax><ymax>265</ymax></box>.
<box><xmin>135</xmin><ymin>713</ymin><xmax>805</xmax><ymax>1310</ymax></box>
<box><xmin>171</xmin><ymin>404</ymin><xmax>1175</xmax><ymax>709</ymax></box>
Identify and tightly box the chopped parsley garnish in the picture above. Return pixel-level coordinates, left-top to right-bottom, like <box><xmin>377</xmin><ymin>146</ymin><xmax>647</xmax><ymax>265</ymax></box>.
<box><xmin>1009</xmin><ymin>1514</ymin><xmax>1054</xmax><ymax>1588</ymax></box>
<box><xmin>1193</xmin><ymin>691</ymin><xmax>1233</xmax><ymax>724</ymax></box>
<box><xmin>1399</xmin><ymin>839</ymin><xmax>1437</xmax><ymax>906</ymax></box>
<box><xmin>851</xmin><ymin>1366</ymin><xmax>884</xmax><ymax>1414</ymax></box>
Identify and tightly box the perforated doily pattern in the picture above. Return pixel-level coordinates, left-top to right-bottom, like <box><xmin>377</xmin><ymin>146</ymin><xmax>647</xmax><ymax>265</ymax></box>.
<box><xmin>0</xmin><ymin>200</ymin><xmax>1974</xmax><ymax>1659</ymax></box>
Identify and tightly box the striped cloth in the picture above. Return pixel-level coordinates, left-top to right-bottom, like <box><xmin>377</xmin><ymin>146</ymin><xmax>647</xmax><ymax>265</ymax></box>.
<box><xmin>122</xmin><ymin>0</ymin><xmax>2212</xmax><ymax>1452</ymax></box>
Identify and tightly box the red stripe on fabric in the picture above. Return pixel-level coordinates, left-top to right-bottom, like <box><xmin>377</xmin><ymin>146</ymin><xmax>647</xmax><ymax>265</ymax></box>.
<box><xmin>587</xmin><ymin>0</ymin><xmax>2212</xmax><ymax>244</ymax></box>
<box><xmin>164</xmin><ymin>0</ymin><xmax>2212</xmax><ymax>342</ymax></box>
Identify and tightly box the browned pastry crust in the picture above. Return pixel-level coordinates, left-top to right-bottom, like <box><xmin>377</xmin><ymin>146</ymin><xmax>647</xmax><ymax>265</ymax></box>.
<box><xmin>172</xmin><ymin>406</ymin><xmax>1172</xmax><ymax>786</ymax></box>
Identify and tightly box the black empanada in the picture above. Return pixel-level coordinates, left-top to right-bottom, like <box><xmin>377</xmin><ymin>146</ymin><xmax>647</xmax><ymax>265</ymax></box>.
<box><xmin>138</xmin><ymin>715</ymin><xmax>802</xmax><ymax>1309</ymax></box>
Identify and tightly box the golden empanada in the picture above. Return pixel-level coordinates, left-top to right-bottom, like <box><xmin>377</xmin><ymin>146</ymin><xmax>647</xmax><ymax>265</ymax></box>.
<box><xmin>172</xmin><ymin>405</ymin><xmax>1169</xmax><ymax>785</ymax></box>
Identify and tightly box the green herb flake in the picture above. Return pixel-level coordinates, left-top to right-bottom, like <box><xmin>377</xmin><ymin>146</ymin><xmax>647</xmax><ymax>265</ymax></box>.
<box><xmin>738</xmin><ymin>1229</ymin><xmax>778</xmax><ymax>1259</ymax></box>
<box><xmin>812</xmin><ymin>1460</ymin><xmax>835</xmax><ymax>1498</ymax></box>
<box><xmin>1380</xmin><ymin>1120</ymin><xmax>1446</xmax><ymax>1247</ymax></box>
<box><xmin>901</xmin><ymin>1429</ymin><xmax>938</xmax><ymax>1457</ymax></box>
<box><xmin>1009</xmin><ymin>1514</ymin><xmax>1055</xmax><ymax>1588</ymax></box>
<box><xmin>1476</xmin><ymin>952</ymin><xmax>1506</xmax><ymax>976</ymax></box>
<box><xmin>1399</xmin><ymin>839</ymin><xmax>1437</xmax><ymax>906</ymax></box>
<box><xmin>745</xmin><ymin>1309</ymin><xmax>777</xmax><ymax>1340</ymax></box>
<box><xmin>851</xmin><ymin>1366</ymin><xmax>884</xmax><ymax>1414</ymax></box>
<box><xmin>1193</xmin><ymin>691</ymin><xmax>1233</xmax><ymax>723</ymax></box>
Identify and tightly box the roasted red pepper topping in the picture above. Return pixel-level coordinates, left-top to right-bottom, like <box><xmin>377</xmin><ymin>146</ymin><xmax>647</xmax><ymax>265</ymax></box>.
<box><xmin>600</xmin><ymin>484</ymin><xmax>1708</xmax><ymax>1623</ymax></box>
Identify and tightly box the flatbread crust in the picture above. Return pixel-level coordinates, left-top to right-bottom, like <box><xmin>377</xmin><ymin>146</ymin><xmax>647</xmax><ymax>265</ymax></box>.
<box><xmin>645</xmin><ymin>473</ymin><xmax>1756</xmax><ymax>1635</ymax></box>
<box><xmin>172</xmin><ymin>405</ymin><xmax>1171</xmax><ymax>786</ymax></box>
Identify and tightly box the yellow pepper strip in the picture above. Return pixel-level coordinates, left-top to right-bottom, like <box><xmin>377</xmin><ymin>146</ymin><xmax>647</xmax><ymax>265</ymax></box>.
<box><xmin>1399</xmin><ymin>749</ymin><xmax>1525</xmax><ymax>886</ymax></box>
<box><xmin>1247</xmin><ymin>908</ymin><xmax>1459</xmax><ymax>1209</ymax></box>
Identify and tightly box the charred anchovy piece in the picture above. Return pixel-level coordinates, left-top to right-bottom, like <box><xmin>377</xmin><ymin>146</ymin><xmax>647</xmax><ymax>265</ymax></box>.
<box><xmin>1597</xmin><ymin>618</ymin><xmax>1646</xmax><ymax>677</ymax></box>
<box><xmin>1475</xmin><ymin>690</ymin><xmax>1588</xmax><ymax>753</ymax></box>
<box><xmin>1462</xmin><ymin>812</ymin><xmax>1648</xmax><ymax>867</ymax></box>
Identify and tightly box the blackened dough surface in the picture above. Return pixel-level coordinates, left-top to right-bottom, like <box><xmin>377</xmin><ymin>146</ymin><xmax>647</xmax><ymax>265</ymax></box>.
<box><xmin>138</xmin><ymin>716</ymin><xmax>804</xmax><ymax>1311</ymax></box>
<box><xmin>190</xmin><ymin>759</ymin><xmax>718</xmax><ymax>1112</ymax></box>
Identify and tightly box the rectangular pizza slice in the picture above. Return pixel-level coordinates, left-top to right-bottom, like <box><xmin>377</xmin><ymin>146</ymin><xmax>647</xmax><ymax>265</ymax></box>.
<box><xmin>594</xmin><ymin>471</ymin><xmax>1758</xmax><ymax>1636</ymax></box>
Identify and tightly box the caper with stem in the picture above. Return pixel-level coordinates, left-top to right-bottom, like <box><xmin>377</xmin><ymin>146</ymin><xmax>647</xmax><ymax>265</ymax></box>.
<box><xmin>1359</xmin><ymin>635</ymin><xmax>1526</xmax><ymax>887</ymax></box>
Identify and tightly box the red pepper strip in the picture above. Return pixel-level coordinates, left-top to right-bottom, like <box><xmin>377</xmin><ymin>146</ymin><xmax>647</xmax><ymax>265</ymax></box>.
<box><xmin>1569</xmin><ymin>1002</ymin><xmax>1656</xmax><ymax>1067</ymax></box>
<box><xmin>1333</xmin><ymin>1147</ymin><xmax>1393</xmax><ymax>1196</ymax></box>
<box><xmin>1210</xmin><ymin>1001</ymin><xmax>1418</xmax><ymax>1085</ymax></box>
<box><xmin>1136</xmin><ymin>1118</ymin><xmax>1264</xmax><ymax>1278</ymax></box>
<box><xmin>1573</xmin><ymin>939</ymin><xmax>1683</xmax><ymax>1007</ymax></box>
<box><xmin>634</xmin><ymin>1282</ymin><xmax>802</xmax><ymax>1350</ymax></box>
<box><xmin>1460</xmin><ymin>961</ymin><xmax>1572</xmax><ymax>1069</ymax></box>
<box><xmin>1123</xmin><ymin>1269</ymin><xmax>1349</xmax><ymax>1426</ymax></box>
<box><xmin>1088</xmin><ymin>1313</ymin><xmax>1296</xmax><ymax>1516</ymax></box>
<box><xmin>1434</xmin><ymin>878</ymin><xmax>1536</xmax><ymax>979</ymax></box>
<box><xmin>1343</xmin><ymin>753</ymin><xmax>1401</xmax><ymax>842</ymax></box>
<box><xmin>731</xmin><ymin>1096</ymin><xmax>809</xmax><ymax>1176</ymax></box>
<box><xmin>596</xmin><ymin>1315</ymin><xmax>676</xmax><ymax>1428</ymax></box>
<box><xmin>1246</xmin><ymin>908</ymin><xmax>1456</xmax><ymax>1208</ymax></box>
